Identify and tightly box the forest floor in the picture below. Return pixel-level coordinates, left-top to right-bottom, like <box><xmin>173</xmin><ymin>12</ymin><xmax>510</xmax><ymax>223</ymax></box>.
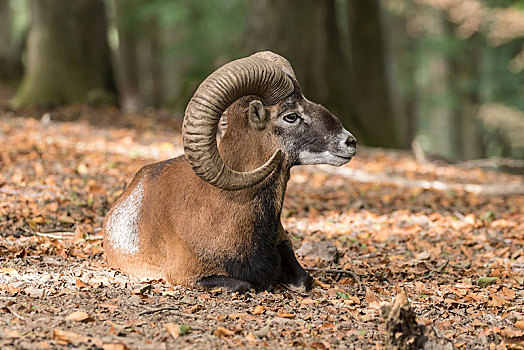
<box><xmin>0</xmin><ymin>105</ymin><xmax>523</xmax><ymax>349</ymax></box>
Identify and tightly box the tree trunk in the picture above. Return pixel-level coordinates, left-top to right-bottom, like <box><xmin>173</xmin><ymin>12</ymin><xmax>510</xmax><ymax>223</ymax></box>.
<box><xmin>383</xmin><ymin>10</ymin><xmax>419</xmax><ymax>148</ymax></box>
<box><xmin>0</xmin><ymin>0</ymin><xmax>18</xmax><ymax>82</ymax></box>
<box><xmin>149</xmin><ymin>16</ymin><xmax>164</xmax><ymax>108</ymax></box>
<box><xmin>448</xmin><ymin>29</ymin><xmax>484</xmax><ymax>160</ymax></box>
<box><xmin>416</xmin><ymin>9</ymin><xmax>454</xmax><ymax>160</ymax></box>
<box><xmin>0</xmin><ymin>0</ymin><xmax>11</xmax><ymax>81</ymax></box>
<box><xmin>114</xmin><ymin>0</ymin><xmax>142</xmax><ymax>113</ymax></box>
<box><xmin>14</xmin><ymin>0</ymin><xmax>115</xmax><ymax>106</ymax></box>
<box><xmin>245</xmin><ymin>0</ymin><xmax>363</xmax><ymax>138</ymax></box>
<box><xmin>347</xmin><ymin>0</ymin><xmax>400</xmax><ymax>148</ymax></box>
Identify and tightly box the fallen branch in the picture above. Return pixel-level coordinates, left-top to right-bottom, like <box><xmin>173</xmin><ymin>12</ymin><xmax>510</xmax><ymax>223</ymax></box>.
<box><xmin>457</xmin><ymin>158</ymin><xmax>524</xmax><ymax>170</ymax></box>
<box><xmin>309</xmin><ymin>165</ymin><xmax>524</xmax><ymax>196</ymax></box>
<box><xmin>20</xmin><ymin>227</ymin><xmax>103</xmax><ymax>241</ymax></box>
<box><xmin>139</xmin><ymin>307</ymin><xmax>203</xmax><ymax>318</ymax></box>
<box><xmin>304</xmin><ymin>267</ymin><xmax>362</xmax><ymax>289</ymax></box>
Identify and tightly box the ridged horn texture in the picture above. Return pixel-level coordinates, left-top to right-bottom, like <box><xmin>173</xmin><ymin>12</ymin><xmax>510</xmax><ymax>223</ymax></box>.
<box><xmin>251</xmin><ymin>51</ymin><xmax>296</xmax><ymax>78</ymax></box>
<box><xmin>183</xmin><ymin>56</ymin><xmax>295</xmax><ymax>191</ymax></box>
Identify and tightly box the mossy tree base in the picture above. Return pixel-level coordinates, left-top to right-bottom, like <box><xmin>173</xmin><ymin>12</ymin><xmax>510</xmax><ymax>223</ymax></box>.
<box><xmin>13</xmin><ymin>0</ymin><xmax>114</xmax><ymax>107</ymax></box>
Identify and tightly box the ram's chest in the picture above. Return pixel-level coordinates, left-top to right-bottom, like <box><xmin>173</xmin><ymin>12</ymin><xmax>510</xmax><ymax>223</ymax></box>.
<box><xmin>220</xmin><ymin>179</ymin><xmax>284</xmax><ymax>289</ymax></box>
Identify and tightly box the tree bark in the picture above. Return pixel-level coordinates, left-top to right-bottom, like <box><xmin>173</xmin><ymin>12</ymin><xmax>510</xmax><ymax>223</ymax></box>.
<box><xmin>14</xmin><ymin>0</ymin><xmax>115</xmax><ymax>106</ymax></box>
<box><xmin>114</xmin><ymin>0</ymin><xmax>142</xmax><ymax>113</ymax></box>
<box><xmin>347</xmin><ymin>0</ymin><xmax>400</xmax><ymax>148</ymax></box>
<box><xmin>148</xmin><ymin>16</ymin><xmax>164</xmax><ymax>108</ymax></box>
<box><xmin>0</xmin><ymin>0</ymin><xmax>19</xmax><ymax>82</ymax></box>
<box><xmin>448</xmin><ymin>29</ymin><xmax>484</xmax><ymax>160</ymax></box>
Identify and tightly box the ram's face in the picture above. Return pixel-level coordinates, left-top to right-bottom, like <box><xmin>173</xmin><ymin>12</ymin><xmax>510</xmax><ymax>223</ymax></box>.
<box><xmin>268</xmin><ymin>94</ymin><xmax>356</xmax><ymax>167</ymax></box>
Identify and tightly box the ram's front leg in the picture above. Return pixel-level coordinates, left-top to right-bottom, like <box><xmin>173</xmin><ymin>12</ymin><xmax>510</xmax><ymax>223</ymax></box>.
<box><xmin>276</xmin><ymin>226</ymin><xmax>313</xmax><ymax>291</ymax></box>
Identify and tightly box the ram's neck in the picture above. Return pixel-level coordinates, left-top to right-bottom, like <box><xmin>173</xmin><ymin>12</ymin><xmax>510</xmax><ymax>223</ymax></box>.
<box><xmin>219</xmin><ymin>134</ymin><xmax>288</xmax><ymax>222</ymax></box>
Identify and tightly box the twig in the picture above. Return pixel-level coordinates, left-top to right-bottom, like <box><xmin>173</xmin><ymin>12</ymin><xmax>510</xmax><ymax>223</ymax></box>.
<box><xmin>85</xmin><ymin>235</ymin><xmax>103</xmax><ymax>241</ymax></box>
<box><xmin>20</xmin><ymin>227</ymin><xmax>74</xmax><ymax>240</ymax></box>
<box><xmin>453</xmin><ymin>211</ymin><xmax>466</xmax><ymax>221</ymax></box>
<box><xmin>20</xmin><ymin>227</ymin><xmax>103</xmax><ymax>241</ymax></box>
<box><xmin>139</xmin><ymin>307</ymin><xmax>203</xmax><ymax>318</ymax></box>
<box><xmin>5</xmin><ymin>307</ymin><xmax>27</xmax><ymax>321</ymax></box>
<box><xmin>305</xmin><ymin>267</ymin><xmax>362</xmax><ymax>288</ymax></box>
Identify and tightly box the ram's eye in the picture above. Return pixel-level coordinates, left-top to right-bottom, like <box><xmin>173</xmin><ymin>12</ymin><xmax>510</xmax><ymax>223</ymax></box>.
<box><xmin>283</xmin><ymin>113</ymin><xmax>299</xmax><ymax>123</ymax></box>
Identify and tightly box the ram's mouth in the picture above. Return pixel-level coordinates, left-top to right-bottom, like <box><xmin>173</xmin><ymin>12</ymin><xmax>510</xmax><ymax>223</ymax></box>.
<box><xmin>333</xmin><ymin>154</ymin><xmax>354</xmax><ymax>161</ymax></box>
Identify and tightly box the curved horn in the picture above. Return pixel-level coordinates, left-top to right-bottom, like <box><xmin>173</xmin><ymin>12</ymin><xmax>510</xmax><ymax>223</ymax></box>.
<box><xmin>183</xmin><ymin>56</ymin><xmax>294</xmax><ymax>191</ymax></box>
<box><xmin>251</xmin><ymin>51</ymin><xmax>296</xmax><ymax>78</ymax></box>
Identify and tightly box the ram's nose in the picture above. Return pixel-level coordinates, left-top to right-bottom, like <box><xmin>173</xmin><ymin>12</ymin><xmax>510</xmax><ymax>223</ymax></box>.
<box><xmin>345</xmin><ymin>134</ymin><xmax>356</xmax><ymax>149</ymax></box>
<box><xmin>342</xmin><ymin>132</ymin><xmax>357</xmax><ymax>157</ymax></box>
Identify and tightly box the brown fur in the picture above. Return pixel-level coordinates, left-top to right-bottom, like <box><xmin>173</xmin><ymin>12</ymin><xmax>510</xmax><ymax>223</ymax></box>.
<box><xmin>103</xmin><ymin>77</ymin><xmax>355</xmax><ymax>291</ymax></box>
<box><xmin>103</xmin><ymin>97</ymin><xmax>291</xmax><ymax>287</ymax></box>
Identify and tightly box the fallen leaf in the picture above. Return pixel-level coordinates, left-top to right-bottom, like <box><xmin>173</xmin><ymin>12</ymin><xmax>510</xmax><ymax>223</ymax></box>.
<box><xmin>228</xmin><ymin>312</ymin><xmax>248</xmax><ymax>320</ymax></box>
<box><xmin>213</xmin><ymin>326</ymin><xmax>235</xmax><ymax>337</ymax></box>
<box><xmin>252</xmin><ymin>305</ymin><xmax>265</xmax><ymax>315</ymax></box>
<box><xmin>103</xmin><ymin>344</ymin><xmax>130</xmax><ymax>350</ymax></box>
<box><xmin>58</xmin><ymin>215</ymin><xmax>75</xmax><ymax>224</ymax></box>
<box><xmin>66</xmin><ymin>311</ymin><xmax>92</xmax><ymax>322</ymax></box>
<box><xmin>0</xmin><ymin>267</ymin><xmax>20</xmax><ymax>277</ymax></box>
<box><xmin>319</xmin><ymin>322</ymin><xmax>337</xmax><ymax>332</ymax></box>
<box><xmin>53</xmin><ymin>329</ymin><xmax>90</xmax><ymax>346</ymax></box>
<box><xmin>4</xmin><ymin>328</ymin><xmax>20</xmax><ymax>338</ymax></box>
<box><xmin>488</xmin><ymin>294</ymin><xmax>510</xmax><ymax>307</ymax></box>
<box><xmin>313</xmin><ymin>278</ymin><xmax>330</xmax><ymax>289</ymax></box>
<box><xmin>365</xmin><ymin>287</ymin><xmax>381</xmax><ymax>303</ymax></box>
<box><xmin>165</xmin><ymin>323</ymin><xmax>180</xmax><ymax>339</ymax></box>
<box><xmin>77</xmin><ymin>163</ymin><xmax>89</xmax><ymax>175</ymax></box>
<box><xmin>515</xmin><ymin>320</ymin><xmax>524</xmax><ymax>330</ymax></box>
<box><xmin>73</xmin><ymin>225</ymin><xmax>84</xmax><ymax>242</ymax></box>
<box><xmin>416</xmin><ymin>251</ymin><xmax>430</xmax><ymax>260</ymax></box>
<box><xmin>25</xmin><ymin>287</ymin><xmax>44</xmax><ymax>298</ymax></box>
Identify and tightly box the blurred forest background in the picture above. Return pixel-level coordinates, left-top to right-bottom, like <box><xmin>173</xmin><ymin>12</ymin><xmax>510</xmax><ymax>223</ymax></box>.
<box><xmin>0</xmin><ymin>0</ymin><xmax>523</xmax><ymax>161</ymax></box>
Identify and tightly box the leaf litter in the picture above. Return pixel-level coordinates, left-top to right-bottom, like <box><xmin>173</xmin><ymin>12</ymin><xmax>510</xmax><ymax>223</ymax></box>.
<box><xmin>0</xmin><ymin>106</ymin><xmax>523</xmax><ymax>349</ymax></box>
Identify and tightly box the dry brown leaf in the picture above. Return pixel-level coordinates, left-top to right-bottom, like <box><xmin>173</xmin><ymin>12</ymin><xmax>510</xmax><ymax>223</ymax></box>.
<box><xmin>75</xmin><ymin>278</ymin><xmax>89</xmax><ymax>289</ymax></box>
<box><xmin>58</xmin><ymin>215</ymin><xmax>75</xmax><ymax>224</ymax></box>
<box><xmin>501</xmin><ymin>287</ymin><xmax>516</xmax><ymax>300</ymax></box>
<box><xmin>53</xmin><ymin>329</ymin><xmax>90</xmax><ymax>346</ymax></box>
<box><xmin>365</xmin><ymin>287</ymin><xmax>381</xmax><ymax>304</ymax></box>
<box><xmin>319</xmin><ymin>322</ymin><xmax>337</xmax><ymax>332</ymax></box>
<box><xmin>277</xmin><ymin>312</ymin><xmax>296</xmax><ymax>319</ymax></box>
<box><xmin>228</xmin><ymin>312</ymin><xmax>248</xmax><ymax>320</ymax></box>
<box><xmin>36</xmin><ymin>341</ymin><xmax>51</xmax><ymax>350</ymax></box>
<box><xmin>0</xmin><ymin>267</ymin><xmax>20</xmax><ymax>277</ymax></box>
<box><xmin>313</xmin><ymin>278</ymin><xmax>330</xmax><ymax>289</ymax></box>
<box><xmin>4</xmin><ymin>328</ymin><xmax>20</xmax><ymax>338</ymax></box>
<box><xmin>213</xmin><ymin>326</ymin><xmax>235</xmax><ymax>337</ymax></box>
<box><xmin>77</xmin><ymin>163</ymin><xmax>89</xmax><ymax>175</ymax></box>
<box><xmin>103</xmin><ymin>344</ymin><xmax>129</xmax><ymax>350</ymax></box>
<box><xmin>66</xmin><ymin>311</ymin><xmax>91</xmax><ymax>322</ymax></box>
<box><xmin>165</xmin><ymin>323</ymin><xmax>180</xmax><ymax>339</ymax></box>
<box><xmin>515</xmin><ymin>320</ymin><xmax>524</xmax><ymax>330</ymax></box>
<box><xmin>414</xmin><ymin>281</ymin><xmax>427</xmax><ymax>294</ymax></box>
<box><xmin>73</xmin><ymin>226</ymin><xmax>84</xmax><ymax>242</ymax></box>
<box><xmin>488</xmin><ymin>294</ymin><xmax>510</xmax><ymax>308</ymax></box>
<box><xmin>252</xmin><ymin>305</ymin><xmax>265</xmax><ymax>315</ymax></box>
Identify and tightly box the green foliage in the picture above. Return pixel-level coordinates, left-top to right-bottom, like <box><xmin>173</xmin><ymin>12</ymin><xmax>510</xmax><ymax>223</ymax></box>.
<box><xmin>121</xmin><ymin>0</ymin><xmax>247</xmax><ymax>109</ymax></box>
<box><xmin>477</xmin><ymin>276</ymin><xmax>498</xmax><ymax>287</ymax></box>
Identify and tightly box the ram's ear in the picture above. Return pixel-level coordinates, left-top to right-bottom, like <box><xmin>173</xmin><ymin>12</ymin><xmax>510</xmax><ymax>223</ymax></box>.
<box><xmin>248</xmin><ymin>100</ymin><xmax>267</xmax><ymax>130</ymax></box>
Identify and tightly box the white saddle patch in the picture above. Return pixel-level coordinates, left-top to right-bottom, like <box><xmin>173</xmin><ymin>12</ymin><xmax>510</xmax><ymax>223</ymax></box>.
<box><xmin>106</xmin><ymin>179</ymin><xmax>144</xmax><ymax>254</ymax></box>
